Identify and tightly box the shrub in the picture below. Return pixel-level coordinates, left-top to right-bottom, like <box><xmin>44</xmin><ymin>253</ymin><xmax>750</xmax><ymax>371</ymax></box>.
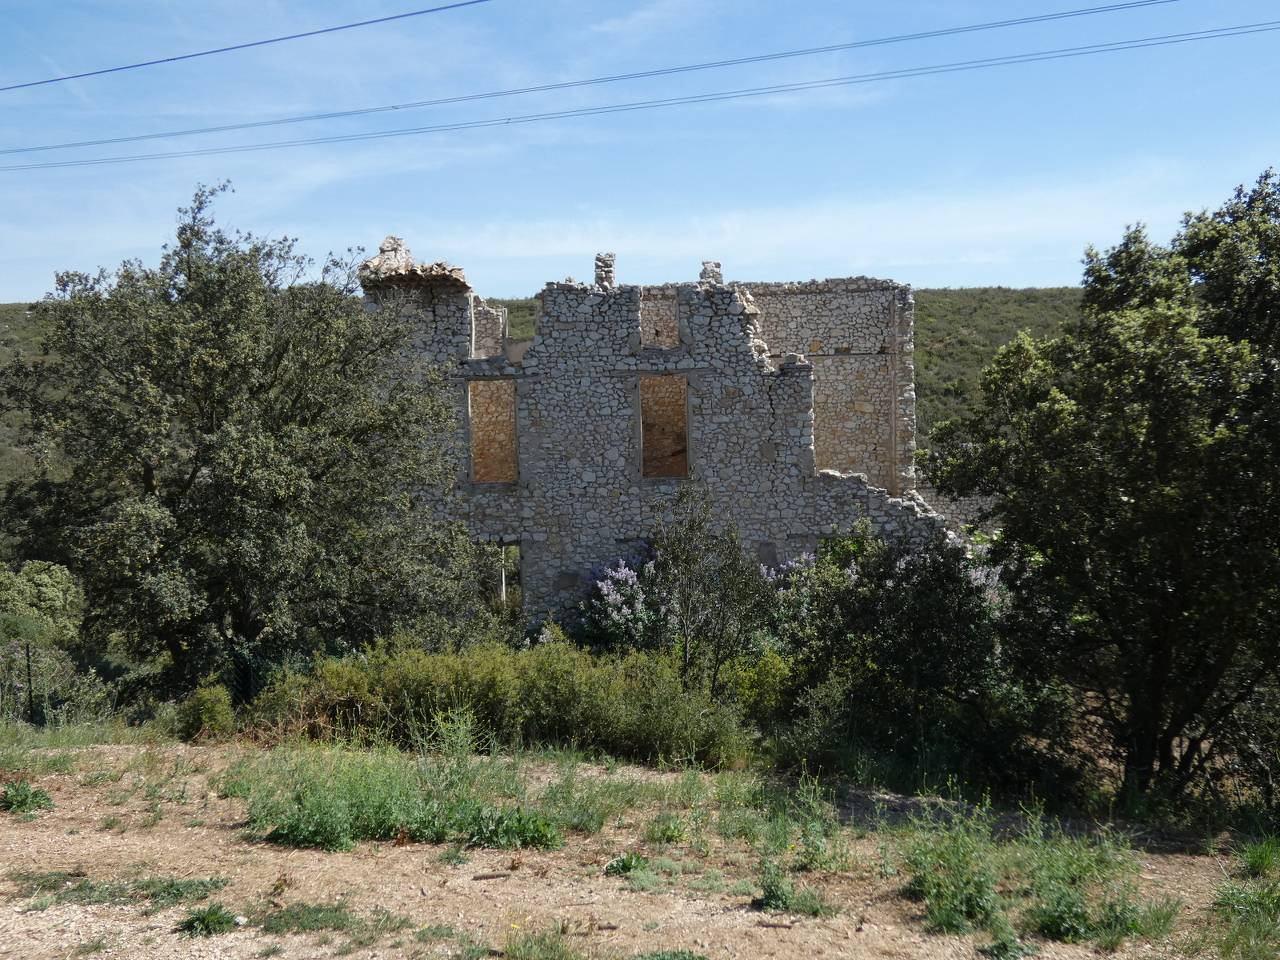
<box><xmin>753</xmin><ymin>858</ymin><xmax>836</xmax><ymax>917</ymax></box>
<box><xmin>176</xmin><ymin>902</ymin><xmax>237</xmax><ymax>937</ymax></box>
<box><xmin>251</xmin><ymin>643</ymin><xmax>750</xmax><ymax>768</ymax></box>
<box><xmin>175</xmin><ymin>682</ymin><xmax>235</xmax><ymax>742</ymax></box>
<box><xmin>574</xmin><ymin>487</ymin><xmax>771</xmax><ymax>700</ymax></box>
<box><xmin>902</xmin><ymin>807</ymin><xmax>1002</xmax><ymax>933</ymax></box>
<box><xmin>769</xmin><ymin>529</ymin><xmax>1066</xmax><ymax>798</ymax></box>
<box><xmin>0</xmin><ymin>779</ymin><xmax>53</xmax><ymax>813</ymax></box>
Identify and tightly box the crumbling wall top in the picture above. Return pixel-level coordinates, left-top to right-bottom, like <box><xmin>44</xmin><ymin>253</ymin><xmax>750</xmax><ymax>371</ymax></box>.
<box><xmin>359</xmin><ymin>236</ymin><xmax>470</xmax><ymax>291</ymax></box>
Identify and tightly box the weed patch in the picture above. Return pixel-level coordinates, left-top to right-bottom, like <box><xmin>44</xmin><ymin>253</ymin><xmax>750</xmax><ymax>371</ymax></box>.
<box><xmin>753</xmin><ymin>859</ymin><xmax>837</xmax><ymax>917</ymax></box>
<box><xmin>605</xmin><ymin>852</ymin><xmax>649</xmax><ymax>876</ymax></box>
<box><xmin>0</xmin><ymin>779</ymin><xmax>53</xmax><ymax>813</ymax></box>
<box><xmin>901</xmin><ymin>808</ymin><xmax>1001</xmax><ymax>933</ymax></box>
<box><xmin>228</xmin><ymin>717</ymin><xmax>561</xmax><ymax>852</ymax></box>
<box><xmin>177</xmin><ymin>902</ymin><xmax>238</xmax><ymax>937</ymax></box>
<box><xmin>8</xmin><ymin>870</ymin><xmax>228</xmax><ymax>911</ymax></box>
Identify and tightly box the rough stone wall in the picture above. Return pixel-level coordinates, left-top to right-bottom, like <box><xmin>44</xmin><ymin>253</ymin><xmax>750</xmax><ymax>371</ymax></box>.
<box><xmin>471</xmin><ymin>299</ymin><xmax>507</xmax><ymax>358</ymax></box>
<box><xmin>746</xmin><ymin>280</ymin><xmax>915</xmax><ymax>493</ymax></box>
<box><xmin>360</xmin><ymin>238</ymin><xmax>948</xmax><ymax>614</ymax></box>
<box><xmin>915</xmin><ymin>481</ymin><xmax>997</xmax><ymax>534</ymax></box>
<box><xmin>638</xmin><ymin>285</ymin><xmax>681</xmax><ymax>348</ymax></box>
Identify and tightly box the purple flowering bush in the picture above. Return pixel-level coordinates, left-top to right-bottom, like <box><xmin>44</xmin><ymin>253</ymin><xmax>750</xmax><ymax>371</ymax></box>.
<box><xmin>577</xmin><ymin>558</ymin><xmax>666</xmax><ymax>653</ymax></box>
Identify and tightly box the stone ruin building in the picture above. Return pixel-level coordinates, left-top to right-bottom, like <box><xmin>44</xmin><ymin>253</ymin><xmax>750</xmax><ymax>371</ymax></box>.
<box><xmin>359</xmin><ymin>237</ymin><xmax>950</xmax><ymax>613</ymax></box>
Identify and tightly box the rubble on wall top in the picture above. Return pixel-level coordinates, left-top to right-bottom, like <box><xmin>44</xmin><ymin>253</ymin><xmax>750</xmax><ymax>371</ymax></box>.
<box><xmin>359</xmin><ymin>235</ymin><xmax>470</xmax><ymax>290</ymax></box>
<box><xmin>594</xmin><ymin>252</ymin><xmax>617</xmax><ymax>289</ymax></box>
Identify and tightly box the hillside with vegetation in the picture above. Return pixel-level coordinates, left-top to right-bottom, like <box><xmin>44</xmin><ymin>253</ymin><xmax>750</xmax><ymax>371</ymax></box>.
<box><xmin>914</xmin><ymin>287</ymin><xmax>1082</xmax><ymax>445</ymax></box>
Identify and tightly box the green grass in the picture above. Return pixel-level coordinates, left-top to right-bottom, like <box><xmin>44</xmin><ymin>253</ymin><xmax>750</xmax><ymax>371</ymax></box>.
<box><xmin>222</xmin><ymin>716</ymin><xmax>562</xmax><ymax>852</ymax></box>
<box><xmin>537</xmin><ymin>762</ymin><xmax>647</xmax><ymax>834</ymax></box>
<box><xmin>0</xmin><ymin>719</ymin><xmax>168</xmax><ymax>774</ymax></box>
<box><xmin>8</xmin><ymin>870</ymin><xmax>229</xmax><ymax>911</ymax></box>
<box><xmin>1240</xmin><ymin>837</ymin><xmax>1280</xmax><ymax>879</ymax></box>
<box><xmin>1192</xmin><ymin>880</ymin><xmax>1280</xmax><ymax>960</ymax></box>
<box><xmin>503</xmin><ymin>928</ymin><xmax>585</xmax><ymax>960</ymax></box>
<box><xmin>176</xmin><ymin>902</ymin><xmax>238</xmax><ymax>937</ymax></box>
<box><xmin>260</xmin><ymin>901</ymin><xmax>358</xmax><ymax>934</ymax></box>
<box><xmin>258</xmin><ymin>901</ymin><xmax>411</xmax><ymax>953</ymax></box>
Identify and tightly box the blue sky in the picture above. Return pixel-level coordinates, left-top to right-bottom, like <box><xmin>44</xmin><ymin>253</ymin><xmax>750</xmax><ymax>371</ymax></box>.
<box><xmin>1</xmin><ymin>0</ymin><xmax>1277</xmax><ymax>299</ymax></box>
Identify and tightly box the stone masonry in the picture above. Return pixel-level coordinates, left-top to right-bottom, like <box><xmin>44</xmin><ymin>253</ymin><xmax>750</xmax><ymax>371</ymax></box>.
<box><xmin>360</xmin><ymin>237</ymin><xmax>951</xmax><ymax>614</ymax></box>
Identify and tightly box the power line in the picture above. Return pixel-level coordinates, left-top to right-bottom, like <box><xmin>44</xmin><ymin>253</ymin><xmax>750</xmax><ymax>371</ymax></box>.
<box><xmin>0</xmin><ymin>0</ymin><xmax>497</xmax><ymax>94</ymax></box>
<box><xmin>2</xmin><ymin>0</ymin><xmax>1188</xmax><ymax>156</ymax></box>
<box><xmin>4</xmin><ymin>20</ymin><xmax>1276</xmax><ymax>173</ymax></box>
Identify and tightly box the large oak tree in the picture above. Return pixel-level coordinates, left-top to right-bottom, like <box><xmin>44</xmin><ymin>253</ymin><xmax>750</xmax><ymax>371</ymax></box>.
<box><xmin>927</xmin><ymin>171</ymin><xmax>1280</xmax><ymax>800</ymax></box>
<box><xmin>2</xmin><ymin>185</ymin><xmax>482</xmax><ymax>699</ymax></box>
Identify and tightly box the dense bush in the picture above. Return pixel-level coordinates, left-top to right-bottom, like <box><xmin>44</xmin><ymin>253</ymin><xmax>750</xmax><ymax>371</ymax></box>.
<box><xmin>175</xmin><ymin>682</ymin><xmax>236</xmax><ymax>742</ymax></box>
<box><xmin>929</xmin><ymin>171</ymin><xmax>1280</xmax><ymax>803</ymax></box>
<box><xmin>250</xmin><ymin>641</ymin><xmax>750</xmax><ymax>768</ymax></box>
<box><xmin>765</xmin><ymin>528</ymin><xmax>1060</xmax><ymax>795</ymax></box>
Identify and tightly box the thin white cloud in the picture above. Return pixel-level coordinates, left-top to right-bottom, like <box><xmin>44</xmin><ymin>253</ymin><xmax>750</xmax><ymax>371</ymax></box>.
<box><xmin>591</xmin><ymin>0</ymin><xmax>703</xmax><ymax>36</ymax></box>
<box><xmin>410</xmin><ymin>163</ymin><xmax>1198</xmax><ymax>294</ymax></box>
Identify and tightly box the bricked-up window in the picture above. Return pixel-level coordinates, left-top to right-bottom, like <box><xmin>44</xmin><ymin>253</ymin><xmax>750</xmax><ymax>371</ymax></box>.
<box><xmin>640</xmin><ymin>374</ymin><xmax>689</xmax><ymax>478</ymax></box>
<box><xmin>469</xmin><ymin>379</ymin><xmax>517</xmax><ymax>483</ymax></box>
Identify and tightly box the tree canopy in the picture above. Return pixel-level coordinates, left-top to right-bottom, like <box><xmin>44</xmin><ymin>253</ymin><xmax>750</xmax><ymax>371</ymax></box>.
<box><xmin>1</xmin><ymin>185</ymin><xmax>481</xmax><ymax>700</ymax></box>
<box><xmin>927</xmin><ymin>170</ymin><xmax>1280</xmax><ymax>800</ymax></box>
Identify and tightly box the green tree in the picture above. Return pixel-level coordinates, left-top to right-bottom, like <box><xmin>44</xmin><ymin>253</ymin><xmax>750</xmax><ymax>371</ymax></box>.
<box><xmin>927</xmin><ymin>172</ymin><xmax>1280</xmax><ymax>801</ymax></box>
<box><xmin>0</xmin><ymin>561</ymin><xmax>99</xmax><ymax>723</ymax></box>
<box><xmin>1</xmin><ymin>185</ymin><xmax>479</xmax><ymax>700</ymax></box>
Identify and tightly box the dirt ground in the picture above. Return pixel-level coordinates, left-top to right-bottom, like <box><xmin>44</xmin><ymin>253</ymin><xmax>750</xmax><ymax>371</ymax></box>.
<box><xmin>0</xmin><ymin>744</ymin><xmax>1227</xmax><ymax>959</ymax></box>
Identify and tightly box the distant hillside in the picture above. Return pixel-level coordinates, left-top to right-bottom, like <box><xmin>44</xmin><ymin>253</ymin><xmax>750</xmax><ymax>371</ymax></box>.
<box><xmin>0</xmin><ymin>287</ymin><xmax>1080</xmax><ymax>483</ymax></box>
<box><xmin>914</xmin><ymin>287</ymin><xmax>1082</xmax><ymax>445</ymax></box>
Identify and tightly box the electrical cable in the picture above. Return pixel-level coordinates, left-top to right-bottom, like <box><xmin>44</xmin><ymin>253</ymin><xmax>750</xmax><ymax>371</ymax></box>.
<box><xmin>3</xmin><ymin>19</ymin><xmax>1274</xmax><ymax>173</ymax></box>
<box><xmin>0</xmin><ymin>0</ymin><xmax>496</xmax><ymax>93</ymax></box>
<box><xmin>1</xmin><ymin>0</ymin><xmax>1190</xmax><ymax>155</ymax></box>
